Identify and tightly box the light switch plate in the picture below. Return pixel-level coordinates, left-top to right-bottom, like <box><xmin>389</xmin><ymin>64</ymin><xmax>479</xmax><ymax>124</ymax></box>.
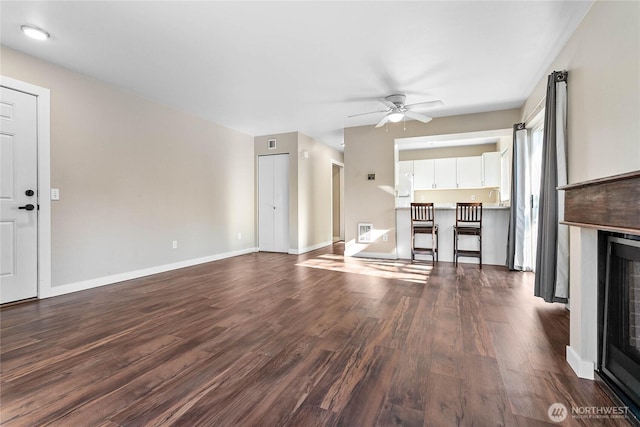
<box><xmin>51</xmin><ymin>188</ymin><xmax>60</xmax><ymax>200</ymax></box>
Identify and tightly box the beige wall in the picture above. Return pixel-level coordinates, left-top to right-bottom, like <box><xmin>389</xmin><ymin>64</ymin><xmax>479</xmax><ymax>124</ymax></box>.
<box><xmin>298</xmin><ymin>133</ymin><xmax>343</xmax><ymax>250</ymax></box>
<box><xmin>522</xmin><ymin>1</ymin><xmax>639</xmax><ymax>183</ymax></box>
<box><xmin>254</xmin><ymin>131</ymin><xmax>343</xmax><ymax>252</ymax></box>
<box><xmin>399</xmin><ymin>143</ymin><xmax>498</xmax><ymax>161</ymax></box>
<box><xmin>332</xmin><ymin>165</ymin><xmax>341</xmax><ymax>239</ymax></box>
<box><xmin>1</xmin><ymin>46</ymin><xmax>255</xmax><ymax>288</ymax></box>
<box><xmin>344</xmin><ymin>108</ymin><xmax>520</xmax><ymax>257</ymax></box>
<box><xmin>520</xmin><ymin>0</ymin><xmax>639</xmax><ymax>372</ymax></box>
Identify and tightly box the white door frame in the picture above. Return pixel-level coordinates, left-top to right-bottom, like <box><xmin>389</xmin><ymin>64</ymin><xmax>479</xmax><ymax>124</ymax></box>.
<box><xmin>1</xmin><ymin>76</ymin><xmax>52</xmax><ymax>299</ymax></box>
<box><xmin>330</xmin><ymin>159</ymin><xmax>344</xmax><ymax>242</ymax></box>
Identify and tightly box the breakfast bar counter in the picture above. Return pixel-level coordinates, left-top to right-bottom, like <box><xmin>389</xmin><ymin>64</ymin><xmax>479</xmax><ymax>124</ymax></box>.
<box><xmin>396</xmin><ymin>205</ymin><xmax>510</xmax><ymax>265</ymax></box>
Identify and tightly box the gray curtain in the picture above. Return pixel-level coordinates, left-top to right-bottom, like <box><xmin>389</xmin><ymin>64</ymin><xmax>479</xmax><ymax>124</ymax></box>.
<box><xmin>506</xmin><ymin>123</ymin><xmax>526</xmax><ymax>270</ymax></box>
<box><xmin>534</xmin><ymin>70</ymin><xmax>569</xmax><ymax>303</ymax></box>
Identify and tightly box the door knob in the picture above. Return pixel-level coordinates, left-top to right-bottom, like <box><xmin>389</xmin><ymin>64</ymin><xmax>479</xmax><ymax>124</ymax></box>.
<box><xmin>25</xmin><ymin>190</ymin><xmax>35</xmax><ymax>196</ymax></box>
<box><xmin>18</xmin><ymin>204</ymin><xmax>35</xmax><ymax>211</ymax></box>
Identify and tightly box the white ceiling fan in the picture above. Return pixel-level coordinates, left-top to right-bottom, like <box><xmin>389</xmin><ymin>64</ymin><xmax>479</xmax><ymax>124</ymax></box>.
<box><xmin>348</xmin><ymin>94</ymin><xmax>443</xmax><ymax>128</ymax></box>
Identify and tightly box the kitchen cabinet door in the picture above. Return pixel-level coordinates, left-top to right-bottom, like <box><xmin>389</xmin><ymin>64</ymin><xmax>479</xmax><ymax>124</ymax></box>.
<box><xmin>482</xmin><ymin>152</ymin><xmax>501</xmax><ymax>188</ymax></box>
<box><xmin>434</xmin><ymin>158</ymin><xmax>457</xmax><ymax>189</ymax></box>
<box><xmin>413</xmin><ymin>159</ymin><xmax>435</xmax><ymax>189</ymax></box>
<box><xmin>456</xmin><ymin>156</ymin><xmax>482</xmax><ymax>188</ymax></box>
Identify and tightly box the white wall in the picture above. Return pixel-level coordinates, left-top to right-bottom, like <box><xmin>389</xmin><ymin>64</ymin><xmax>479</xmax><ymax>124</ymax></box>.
<box><xmin>1</xmin><ymin>46</ymin><xmax>256</xmax><ymax>292</ymax></box>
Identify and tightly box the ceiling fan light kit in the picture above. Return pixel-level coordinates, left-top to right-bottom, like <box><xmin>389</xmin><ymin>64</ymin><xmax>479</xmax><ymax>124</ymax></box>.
<box><xmin>387</xmin><ymin>112</ymin><xmax>404</xmax><ymax>123</ymax></box>
<box><xmin>349</xmin><ymin>94</ymin><xmax>441</xmax><ymax>128</ymax></box>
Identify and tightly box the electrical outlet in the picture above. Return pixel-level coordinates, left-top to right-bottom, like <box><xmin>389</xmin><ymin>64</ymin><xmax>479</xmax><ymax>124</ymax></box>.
<box><xmin>420</xmin><ymin>195</ymin><xmax>426</xmax><ymax>201</ymax></box>
<box><xmin>172</xmin><ymin>240</ymin><xmax>178</xmax><ymax>249</ymax></box>
<box><xmin>383</xmin><ymin>234</ymin><xmax>389</xmax><ymax>242</ymax></box>
<box><xmin>471</xmin><ymin>195</ymin><xmax>476</xmax><ymax>201</ymax></box>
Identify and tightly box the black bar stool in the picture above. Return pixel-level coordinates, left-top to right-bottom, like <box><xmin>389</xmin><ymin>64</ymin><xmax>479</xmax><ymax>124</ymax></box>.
<box><xmin>411</xmin><ymin>202</ymin><xmax>438</xmax><ymax>263</ymax></box>
<box><xmin>453</xmin><ymin>202</ymin><xmax>483</xmax><ymax>268</ymax></box>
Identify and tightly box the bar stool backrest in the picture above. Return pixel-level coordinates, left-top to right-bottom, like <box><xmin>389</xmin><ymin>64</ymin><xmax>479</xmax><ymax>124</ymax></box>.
<box><xmin>411</xmin><ymin>203</ymin><xmax>435</xmax><ymax>226</ymax></box>
<box><xmin>456</xmin><ymin>202</ymin><xmax>482</xmax><ymax>228</ymax></box>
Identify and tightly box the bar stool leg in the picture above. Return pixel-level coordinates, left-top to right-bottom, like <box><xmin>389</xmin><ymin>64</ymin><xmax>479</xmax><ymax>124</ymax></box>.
<box><xmin>479</xmin><ymin>233</ymin><xmax>482</xmax><ymax>269</ymax></box>
<box><xmin>453</xmin><ymin>228</ymin><xmax>457</xmax><ymax>266</ymax></box>
<box><xmin>411</xmin><ymin>230</ymin><xmax>415</xmax><ymax>263</ymax></box>
<box><xmin>435</xmin><ymin>229</ymin><xmax>439</xmax><ymax>262</ymax></box>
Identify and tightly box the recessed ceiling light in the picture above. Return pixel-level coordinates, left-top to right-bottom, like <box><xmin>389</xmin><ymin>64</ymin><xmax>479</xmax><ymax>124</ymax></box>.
<box><xmin>21</xmin><ymin>24</ymin><xmax>50</xmax><ymax>41</ymax></box>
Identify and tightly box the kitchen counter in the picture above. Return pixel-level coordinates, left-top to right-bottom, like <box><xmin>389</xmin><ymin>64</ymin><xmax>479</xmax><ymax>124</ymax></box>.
<box><xmin>396</xmin><ymin>206</ymin><xmax>510</xmax><ymax>265</ymax></box>
<box><xmin>396</xmin><ymin>205</ymin><xmax>510</xmax><ymax>210</ymax></box>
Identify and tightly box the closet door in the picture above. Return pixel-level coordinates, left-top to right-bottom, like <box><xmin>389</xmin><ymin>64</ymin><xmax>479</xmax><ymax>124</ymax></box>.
<box><xmin>258</xmin><ymin>154</ymin><xmax>289</xmax><ymax>252</ymax></box>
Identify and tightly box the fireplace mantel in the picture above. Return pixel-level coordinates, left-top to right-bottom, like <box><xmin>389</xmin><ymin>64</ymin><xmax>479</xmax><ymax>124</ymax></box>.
<box><xmin>559</xmin><ymin>170</ymin><xmax>640</xmax><ymax>235</ymax></box>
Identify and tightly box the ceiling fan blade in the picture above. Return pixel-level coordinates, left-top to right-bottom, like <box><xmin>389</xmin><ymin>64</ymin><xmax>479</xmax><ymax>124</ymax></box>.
<box><xmin>379</xmin><ymin>99</ymin><xmax>397</xmax><ymax>109</ymax></box>
<box><xmin>404</xmin><ymin>100</ymin><xmax>443</xmax><ymax>109</ymax></box>
<box><xmin>404</xmin><ymin>110</ymin><xmax>433</xmax><ymax>124</ymax></box>
<box><xmin>375</xmin><ymin>114</ymin><xmax>390</xmax><ymax>128</ymax></box>
<box><xmin>347</xmin><ymin>109</ymin><xmax>389</xmax><ymax>118</ymax></box>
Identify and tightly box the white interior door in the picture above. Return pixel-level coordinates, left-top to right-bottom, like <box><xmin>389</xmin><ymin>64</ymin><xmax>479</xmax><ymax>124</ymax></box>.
<box><xmin>1</xmin><ymin>87</ymin><xmax>38</xmax><ymax>304</ymax></box>
<box><xmin>258</xmin><ymin>154</ymin><xmax>289</xmax><ymax>253</ymax></box>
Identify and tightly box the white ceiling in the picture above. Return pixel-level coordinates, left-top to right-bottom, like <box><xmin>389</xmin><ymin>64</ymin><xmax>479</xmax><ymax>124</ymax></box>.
<box><xmin>0</xmin><ymin>1</ymin><xmax>593</xmax><ymax>150</ymax></box>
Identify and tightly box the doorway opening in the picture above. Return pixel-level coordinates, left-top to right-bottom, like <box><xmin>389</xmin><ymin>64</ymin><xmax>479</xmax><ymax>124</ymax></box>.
<box><xmin>331</xmin><ymin>161</ymin><xmax>344</xmax><ymax>242</ymax></box>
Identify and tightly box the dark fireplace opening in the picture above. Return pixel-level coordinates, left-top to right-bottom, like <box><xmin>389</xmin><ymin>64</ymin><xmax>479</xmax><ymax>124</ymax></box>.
<box><xmin>599</xmin><ymin>232</ymin><xmax>640</xmax><ymax>416</ymax></box>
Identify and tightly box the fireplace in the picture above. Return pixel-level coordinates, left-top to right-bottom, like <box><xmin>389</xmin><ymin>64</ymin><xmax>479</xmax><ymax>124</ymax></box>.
<box><xmin>560</xmin><ymin>170</ymin><xmax>640</xmax><ymax>417</ymax></box>
<box><xmin>599</xmin><ymin>233</ymin><xmax>640</xmax><ymax>414</ymax></box>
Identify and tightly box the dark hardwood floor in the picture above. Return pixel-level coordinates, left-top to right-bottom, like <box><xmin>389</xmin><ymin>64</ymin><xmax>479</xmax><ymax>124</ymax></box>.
<box><xmin>0</xmin><ymin>243</ymin><xmax>628</xmax><ymax>426</ymax></box>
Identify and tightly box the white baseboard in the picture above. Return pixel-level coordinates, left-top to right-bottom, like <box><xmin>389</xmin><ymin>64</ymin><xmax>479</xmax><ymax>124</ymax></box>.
<box><xmin>49</xmin><ymin>247</ymin><xmax>258</xmax><ymax>297</ymax></box>
<box><xmin>289</xmin><ymin>240</ymin><xmax>333</xmax><ymax>255</ymax></box>
<box><xmin>566</xmin><ymin>345</ymin><xmax>595</xmax><ymax>380</ymax></box>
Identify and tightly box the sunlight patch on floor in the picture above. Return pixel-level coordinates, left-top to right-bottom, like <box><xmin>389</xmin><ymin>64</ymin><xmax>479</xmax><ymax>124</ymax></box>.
<box><xmin>296</xmin><ymin>254</ymin><xmax>432</xmax><ymax>283</ymax></box>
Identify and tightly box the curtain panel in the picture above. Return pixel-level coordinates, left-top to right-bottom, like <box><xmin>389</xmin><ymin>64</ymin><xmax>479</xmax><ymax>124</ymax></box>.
<box><xmin>506</xmin><ymin>123</ymin><xmax>529</xmax><ymax>270</ymax></box>
<box><xmin>534</xmin><ymin>70</ymin><xmax>569</xmax><ymax>303</ymax></box>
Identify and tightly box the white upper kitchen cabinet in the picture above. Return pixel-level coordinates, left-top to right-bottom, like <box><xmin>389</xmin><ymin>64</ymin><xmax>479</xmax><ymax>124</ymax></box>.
<box><xmin>482</xmin><ymin>152</ymin><xmax>501</xmax><ymax>188</ymax></box>
<box><xmin>413</xmin><ymin>159</ymin><xmax>435</xmax><ymax>189</ymax></box>
<box><xmin>434</xmin><ymin>158</ymin><xmax>457</xmax><ymax>189</ymax></box>
<box><xmin>456</xmin><ymin>156</ymin><xmax>482</xmax><ymax>189</ymax></box>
